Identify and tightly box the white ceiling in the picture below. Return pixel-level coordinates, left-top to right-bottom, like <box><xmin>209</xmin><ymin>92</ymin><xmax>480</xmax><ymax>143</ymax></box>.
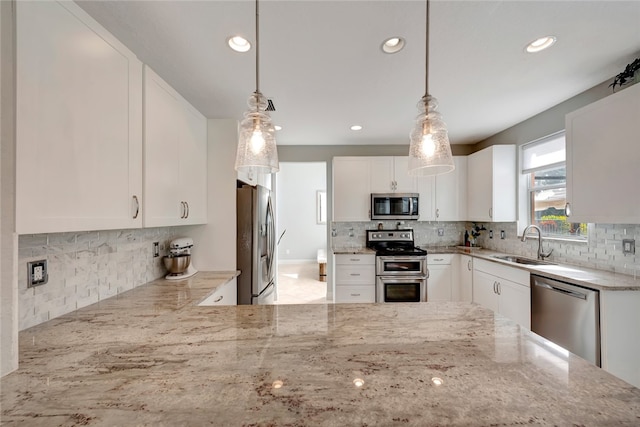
<box><xmin>76</xmin><ymin>0</ymin><xmax>640</xmax><ymax>146</ymax></box>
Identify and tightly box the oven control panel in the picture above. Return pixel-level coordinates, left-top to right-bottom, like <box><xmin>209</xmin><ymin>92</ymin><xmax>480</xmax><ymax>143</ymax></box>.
<box><xmin>367</xmin><ymin>230</ymin><xmax>414</xmax><ymax>242</ymax></box>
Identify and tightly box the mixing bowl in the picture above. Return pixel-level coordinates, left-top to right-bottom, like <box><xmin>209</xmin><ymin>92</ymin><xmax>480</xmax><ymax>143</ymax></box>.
<box><xmin>163</xmin><ymin>254</ymin><xmax>191</xmax><ymax>274</ymax></box>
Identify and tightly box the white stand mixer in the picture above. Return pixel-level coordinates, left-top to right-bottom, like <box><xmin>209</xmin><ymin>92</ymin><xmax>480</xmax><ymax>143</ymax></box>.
<box><xmin>164</xmin><ymin>237</ymin><xmax>198</xmax><ymax>280</ymax></box>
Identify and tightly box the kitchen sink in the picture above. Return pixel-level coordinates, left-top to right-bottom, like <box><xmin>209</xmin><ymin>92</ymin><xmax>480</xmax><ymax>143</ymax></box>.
<box><xmin>491</xmin><ymin>255</ymin><xmax>555</xmax><ymax>266</ymax></box>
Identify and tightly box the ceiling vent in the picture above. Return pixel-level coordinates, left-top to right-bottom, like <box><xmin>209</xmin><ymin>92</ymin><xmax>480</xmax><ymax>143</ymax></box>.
<box><xmin>266</xmin><ymin>99</ymin><xmax>276</xmax><ymax>111</ymax></box>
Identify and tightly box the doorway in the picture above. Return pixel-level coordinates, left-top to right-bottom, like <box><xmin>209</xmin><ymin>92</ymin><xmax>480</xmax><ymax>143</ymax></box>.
<box><xmin>274</xmin><ymin>162</ymin><xmax>328</xmax><ymax>304</ymax></box>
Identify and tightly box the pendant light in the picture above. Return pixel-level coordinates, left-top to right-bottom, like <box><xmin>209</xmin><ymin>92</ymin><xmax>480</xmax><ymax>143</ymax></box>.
<box><xmin>407</xmin><ymin>0</ymin><xmax>454</xmax><ymax>176</ymax></box>
<box><xmin>235</xmin><ymin>0</ymin><xmax>279</xmax><ymax>175</ymax></box>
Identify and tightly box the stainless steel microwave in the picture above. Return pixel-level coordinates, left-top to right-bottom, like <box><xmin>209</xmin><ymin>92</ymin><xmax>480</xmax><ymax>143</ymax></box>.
<box><xmin>371</xmin><ymin>193</ymin><xmax>419</xmax><ymax>220</ymax></box>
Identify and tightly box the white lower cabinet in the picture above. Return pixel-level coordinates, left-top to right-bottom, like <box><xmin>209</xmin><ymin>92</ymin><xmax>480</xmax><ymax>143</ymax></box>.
<box><xmin>455</xmin><ymin>254</ymin><xmax>473</xmax><ymax>302</ymax></box>
<box><xmin>427</xmin><ymin>254</ymin><xmax>453</xmax><ymax>302</ymax></box>
<box><xmin>198</xmin><ymin>278</ymin><xmax>237</xmax><ymax>306</ymax></box>
<box><xmin>473</xmin><ymin>259</ymin><xmax>530</xmax><ymax>329</ymax></box>
<box><xmin>334</xmin><ymin>254</ymin><xmax>375</xmax><ymax>303</ymax></box>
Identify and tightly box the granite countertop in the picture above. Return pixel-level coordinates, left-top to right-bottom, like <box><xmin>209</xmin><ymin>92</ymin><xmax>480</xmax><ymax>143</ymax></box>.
<box><xmin>2</xmin><ymin>273</ymin><xmax>640</xmax><ymax>426</ymax></box>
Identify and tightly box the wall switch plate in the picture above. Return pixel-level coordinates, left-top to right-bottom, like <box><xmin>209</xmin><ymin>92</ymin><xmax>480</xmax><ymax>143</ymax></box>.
<box><xmin>153</xmin><ymin>242</ymin><xmax>160</xmax><ymax>257</ymax></box>
<box><xmin>437</xmin><ymin>228</ymin><xmax>444</xmax><ymax>237</ymax></box>
<box><xmin>623</xmin><ymin>239</ymin><xmax>635</xmax><ymax>255</ymax></box>
<box><xmin>27</xmin><ymin>260</ymin><xmax>48</xmax><ymax>288</ymax></box>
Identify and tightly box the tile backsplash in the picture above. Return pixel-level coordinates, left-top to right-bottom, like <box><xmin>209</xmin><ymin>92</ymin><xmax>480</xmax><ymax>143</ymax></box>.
<box><xmin>18</xmin><ymin>227</ymin><xmax>179</xmax><ymax>330</ymax></box>
<box><xmin>331</xmin><ymin>221</ymin><xmax>640</xmax><ymax>277</ymax></box>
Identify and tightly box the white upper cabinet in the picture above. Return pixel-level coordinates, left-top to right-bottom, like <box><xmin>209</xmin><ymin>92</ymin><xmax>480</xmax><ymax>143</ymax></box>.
<box><xmin>419</xmin><ymin>156</ymin><xmax>467</xmax><ymax>221</ymax></box>
<box><xmin>332</xmin><ymin>157</ymin><xmax>371</xmax><ymax>221</ymax></box>
<box><xmin>566</xmin><ymin>83</ymin><xmax>640</xmax><ymax>223</ymax></box>
<box><xmin>467</xmin><ymin>145</ymin><xmax>516</xmax><ymax>222</ymax></box>
<box><xmin>370</xmin><ymin>157</ymin><xmax>417</xmax><ymax>193</ymax></box>
<box><xmin>143</xmin><ymin>66</ymin><xmax>207</xmax><ymax>227</ymax></box>
<box><xmin>16</xmin><ymin>1</ymin><xmax>143</xmax><ymax>234</ymax></box>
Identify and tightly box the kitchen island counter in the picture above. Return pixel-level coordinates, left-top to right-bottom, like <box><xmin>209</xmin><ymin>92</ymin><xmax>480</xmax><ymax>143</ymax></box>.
<box><xmin>2</xmin><ymin>274</ymin><xmax>639</xmax><ymax>426</ymax></box>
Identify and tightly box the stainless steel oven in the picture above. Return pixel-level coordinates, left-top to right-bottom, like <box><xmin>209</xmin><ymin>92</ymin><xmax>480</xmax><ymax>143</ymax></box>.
<box><xmin>377</xmin><ymin>276</ymin><xmax>426</xmax><ymax>303</ymax></box>
<box><xmin>367</xmin><ymin>230</ymin><xmax>428</xmax><ymax>303</ymax></box>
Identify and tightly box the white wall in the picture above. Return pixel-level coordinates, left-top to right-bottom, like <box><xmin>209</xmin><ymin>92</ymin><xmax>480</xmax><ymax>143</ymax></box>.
<box><xmin>1</xmin><ymin>0</ymin><xmax>18</xmax><ymax>377</ymax></box>
<box><xmin>183</xmin><ymin>119</ymin><xmax>237</xmax><ymax>271</ymax></box>
<box><xmin>276</xmin><ymin>162</ymin><xmax>326</xmax><ymax>261</ymax></box>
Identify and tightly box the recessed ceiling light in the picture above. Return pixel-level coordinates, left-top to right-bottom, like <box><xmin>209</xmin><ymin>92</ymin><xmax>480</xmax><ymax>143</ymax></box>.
<box><xmin>274</xmin><ymin>125</ymin><xmax>282</xmax><ymax>131</ymax></box>
<box><xmin>350</xmin><ymin>125</ymin><xmax>363</xmax><ymax>131</ymax></box>
<box><xmin>525</xmin><ymin>36</ymin><xmax>557</xmax><ymax>53</ymax></box>
<box><xmin>381</xmin><ymin>37</ymin><xmax>405</xmax><ymax>54</ymax></box>
<box><xmin>228</xmin><ymin>36</ymin><xmax>251</xmax><ymax>53</ymax></box>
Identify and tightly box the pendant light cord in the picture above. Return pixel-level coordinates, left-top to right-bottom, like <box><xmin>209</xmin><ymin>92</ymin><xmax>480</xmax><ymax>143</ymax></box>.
<box><xmin>255</xmin><ymin>0</ymin><xmax>260</xmax><ymax>94</ymax></box>
<box><xmin>424</xmin><ymin>0</ymin><xmax>430</xmax><ymax>98</ymax></box>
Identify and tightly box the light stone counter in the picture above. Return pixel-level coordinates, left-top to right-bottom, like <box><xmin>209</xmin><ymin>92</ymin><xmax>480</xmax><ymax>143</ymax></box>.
<box><xmin>2</xmin><ymin>273</ymin><xmax>640</xmax><ymax>426</ymax></box>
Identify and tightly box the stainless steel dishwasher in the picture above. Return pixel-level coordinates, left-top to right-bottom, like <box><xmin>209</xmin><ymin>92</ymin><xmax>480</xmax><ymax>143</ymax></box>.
<box><xmin>531</xmin><ymin>275</ymin><xmax>600</xmax><ymax>366</ymax></box>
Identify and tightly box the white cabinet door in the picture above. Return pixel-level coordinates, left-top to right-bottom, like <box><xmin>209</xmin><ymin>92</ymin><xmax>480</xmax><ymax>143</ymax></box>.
<box><xmin>472</xmin><ymin>269</ymin><xmax>499</xmax><ymax>312</ymax></box>
<box><xmin>143</xmin><ymin>66</ymin><xmax>207</xmax><ymax>227</ymax></box>
<box><xmin>16</xmin><ymin>1</ymin><xmax>143</xmax><ymax>234</ymax></box>
<box><xmin>332</xmin><ymin>157</ymin><xmax>371</xmax><ymax>221</ymax></box>
<box><xmin>392</xmin><ymin>157</ymin><xmax>417</xmax><ymax>193</ymax></box>
<box><xmin>498</xmin><ymin>279</ymin><xmax>530</xmax><ymax>330</ymax></box>
<box><xmin>435</xmin><ymin>156</ymin><xmax>468</xmax><ymax>221</ymax></box>
<box><xmin>198</xmin><ymin>278</ymin><xmax>238</xmax><ymax>306</ymax></box>
<box><xmin>416</xmin><ymin>175</ymin><xmax>436</xmax><ymax>221</ymax></box>
<box><xmin>467</xmin><ymin>145</ymin><xmax>515</xmax><ymax>222</ymax></box>
<box><xmin>369</xmin><ymin>157</ymin><xmax>395</xmax><ymax>193</ymax></box>
<box><xmin>456</xmin><ymin>254</ymin><xmax>473</xmax><ymax>302</ymax></box>
<box><xmin>566</xmin><ymin>83</ymin><xmax>640</xmax><ymax>223</ymax></box>
<box><xmin>179</xmin><ymin>102</ymin><xmax>208</xmax><ymax>225</ymax></box>
<box><xmin>427</xmin><ymin>264</ymin><xmax>452</xmax><ymax>302</ymax></box>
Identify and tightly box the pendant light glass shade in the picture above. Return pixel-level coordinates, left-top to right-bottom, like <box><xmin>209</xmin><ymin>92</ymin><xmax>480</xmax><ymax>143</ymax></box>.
<box><xmin>235</xmin><ymin>0</ymin><xmax>279</xmax><ymax>175</ymax></box>
<box><xmin>235</xmin><ymin>91</ymin><xmax>279</xmax><ymax>174</ymax></box>
<box><xmin>407</xmin><ymin>0</ymin><xmax>454</xmax><ymax>177</ymax></box>
<box><xmin>408</xmin><ymin>95</ymin><xmax>454</xmax><ymax>176</ymax></box>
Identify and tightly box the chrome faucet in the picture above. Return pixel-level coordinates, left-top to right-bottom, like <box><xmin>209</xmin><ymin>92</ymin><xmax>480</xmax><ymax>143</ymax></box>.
<box><xmin>521</xmin><ymin>224</ymin><xmax>553</xmax><ymax>260</ymax></box>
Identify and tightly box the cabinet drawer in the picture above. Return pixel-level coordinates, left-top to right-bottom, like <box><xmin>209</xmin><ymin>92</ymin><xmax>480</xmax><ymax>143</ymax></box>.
<box><xmin>335</xmin><ymin>266</ymin><xmax>375</xmax><ymax>284</ymax></box>
<box><xmin>335</xmin><ymin>254</ymin><xmax>375</xmax><ymax>265</ymax></box>
<box><xmin>335</xmin><ymin>286</ymin><xmax>376</xmax><ymax>303</ymax></box>
<box><xmin>474</xmin><ymin>258</ymin><xmax>529</xmax><ymax>287</ymax></box>
<box><xmin>427</xmin><ymin>254</ymin><xmax>454</xmax><ymax>265</ymax></box>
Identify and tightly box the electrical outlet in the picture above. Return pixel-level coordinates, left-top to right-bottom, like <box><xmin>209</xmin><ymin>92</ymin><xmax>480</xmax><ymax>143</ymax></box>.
<box><xmin>437</xmin><ymin>228</ymin><xmax>444</xmax><ymax>237</ymax></box>
<box><xmin>27</xmin><ymin>260</ymin><xmax>48</xmax><ymax>288</ymax></box>
<box><xmin>500</xmin><ymin>230</ymin><xmax>506</xmax><ymax>239</ymax></box>
<box><xmin>623</xmin><ymin>239</ymin><xmax>635</xmax><ymax>255</ymax></box>
<box><xmin>489</xmin><ymin>230</ymin><xmax>494</xmax><ymax>239</ymax></box>
<box><xmin>153</xmin><ymin>242</ymin><xmax>160</xmax><ymax>257</ymax></box>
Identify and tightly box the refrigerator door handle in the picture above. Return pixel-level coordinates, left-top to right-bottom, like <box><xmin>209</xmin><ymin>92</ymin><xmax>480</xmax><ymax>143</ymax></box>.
<box><xmin>266</xmin><ymin>196</ymin><xmax>276</xmax><ymax>280</ymax></box>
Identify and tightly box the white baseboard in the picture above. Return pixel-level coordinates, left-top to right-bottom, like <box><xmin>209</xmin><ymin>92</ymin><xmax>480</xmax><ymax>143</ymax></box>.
<box><xmin>278</xmin><ymin>259</ymin><xmax>315</xmax><ymax>265</ymax></box>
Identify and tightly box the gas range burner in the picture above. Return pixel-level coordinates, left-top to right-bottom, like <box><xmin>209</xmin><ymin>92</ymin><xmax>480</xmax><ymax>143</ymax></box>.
<box><xmin>375</xmin><ymin>246</ymin><xmax>427</xmax><ymax>257</ymax></box>
<box><xmin>365</xmin><ymin>229</ymin><xmax>427</xmax><ymax>257</ymax></box>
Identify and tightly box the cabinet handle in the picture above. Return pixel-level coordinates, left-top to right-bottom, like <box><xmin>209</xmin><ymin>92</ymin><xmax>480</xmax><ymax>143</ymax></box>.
<box><xmin>349</xmin><ymin>258</ymin><xmax>360</xmax><ymax>262</ymax></box>
<box><xmin>351</xmin><ymin>293</ymin><xmax>361</xmax><ymax>297</ymax></box>
<box><xmin>180</xmin><ymin>201</ymin><xmax>187</xmax><ymax>219</ymax></box>
<box><xmin>434</xmin><ymin>258</ymin><xmax>444</xmax><ymax>262</ymax></box>
<box><xmin>426</xmin><ymin>268</ymin><xmax>430</xmax><ymax>279</ymax></box>
<box><xmin>214</xmin><ymin>295</ymin><xmax>223</xmax><ymax>303</ymax></box>
<box><xmin>467</xmin><ymin>260</ymin><xmax>472</xmax><ymax>271</ymax></box>
<box><xmin>565</xmin><ymin>202</ymin><xmax>571</xmax><ymax>218</ymax></box>
<box><xmin>132</xmin><ymin>195</ymin><xmax>140</xmax><ymax>219</ymax></box>
<box><xmin>493</xmin><ymin>281</ymin><xmax>497</xmax><ymax>294</ymax></box>
<box><xmin>489</xmin><ymin>207</ymin><xmax>493</xmax><ymax>219</ymax></box>
<box><xmin>350</xmin><ymin>273</ymin><xmax>361</xmax><ymax>276</ymax></box>
<box><xmin>496</xmin><ymin>282</ymin><xmax>502</xmax><ymax>295</ymax></box>
<box><xmin>436</xmin><ymin>208</ymin><xmax>440</xmax><ymax>219</ymax></box>
<box><xmin>185</xmin><ymin>201</ymin><xmax>190</xmax><ymax>219</ymax></box>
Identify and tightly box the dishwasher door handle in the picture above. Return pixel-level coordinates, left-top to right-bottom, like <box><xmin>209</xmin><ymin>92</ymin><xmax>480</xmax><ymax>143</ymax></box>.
<box><xmin>534</xmin><ymin>282</ymin><xmax>588</xmax><ymax>300</ymax></box>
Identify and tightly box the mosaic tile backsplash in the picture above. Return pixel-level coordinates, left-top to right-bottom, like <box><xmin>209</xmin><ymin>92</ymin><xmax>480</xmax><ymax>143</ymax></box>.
<box><xmin>331</xmin><ymin>221</ymin><xmax>640</xmax><ymax>277</ymax></box>
<box><xmin>18</xmin><ymin>227</ymin><xmax>180</xmax><ymax>330</ymax></box>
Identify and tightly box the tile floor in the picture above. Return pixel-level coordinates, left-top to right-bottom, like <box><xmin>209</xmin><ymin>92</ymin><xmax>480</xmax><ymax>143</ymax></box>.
<box><xmin>275</xmin><ymin>262</ymin><xmax>328</xmax><ymax>304</ymax></box>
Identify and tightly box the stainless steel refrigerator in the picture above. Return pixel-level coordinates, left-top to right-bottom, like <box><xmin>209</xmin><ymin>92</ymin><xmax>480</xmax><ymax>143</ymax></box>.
<box><xmin>237</xmin><ymin>183</ymin><xmax>276</xmax><ymax>304</ymax></box>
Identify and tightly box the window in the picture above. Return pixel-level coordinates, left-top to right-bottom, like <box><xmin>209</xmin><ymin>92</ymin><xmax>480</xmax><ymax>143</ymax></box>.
<box><xmin>521</xmin><ymin>132</ymin><xmax>587</xmax><ymax>240</ymax></box>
